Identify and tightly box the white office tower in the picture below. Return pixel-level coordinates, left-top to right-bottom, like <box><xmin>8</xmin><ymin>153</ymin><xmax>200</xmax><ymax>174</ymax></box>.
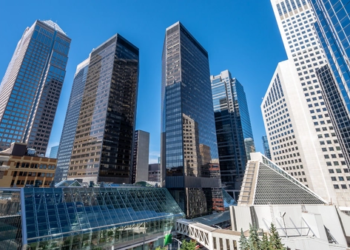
<box><xmin>262</xmin><ymin>0</ymin><xmax>350</xmax><ymax>206</ymax></box>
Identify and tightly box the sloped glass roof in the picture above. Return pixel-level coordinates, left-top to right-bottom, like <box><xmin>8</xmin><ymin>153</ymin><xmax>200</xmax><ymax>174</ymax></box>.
<box><xmin>23</xmin><ymin>187</ymin><xmax>184</xmax><ymax>243</ymax></box>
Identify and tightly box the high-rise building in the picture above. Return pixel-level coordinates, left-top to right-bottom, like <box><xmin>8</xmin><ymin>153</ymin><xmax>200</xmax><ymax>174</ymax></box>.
<box><xmin>263</xmin><ymin>0</ymin><xmax>350</xmax><ymax>206</ymax></box>
<box><xmin>132</xmin><ymin>130</ymin><xmax>150</xmax><ymax>183</ymax></box>
<box><xmin>262</xmin><ymin>135</ymin><xmax>272</xmax><ymax>159</ymax></box>
<box><xmin>67</xmin><ymin>34</ymin><xmax>139</xmax><ymax>184</ymax></box>
<box><xmin>310</xmin><ymin>0</ymin><xmax>350</xmax><ymax>167</ymax></box>
<box><xmin>49</xmin><ymin>145</ymin><xmax>59</xmax><ymax>158</ymax></box>
<box><xmin>211</xmin><ymin>70</ymin><xmax>255</xmax><ymax>199</ymax></box>
<box><xmin>0</xmin><ymin>20</ymin><xmax>71</xmax><ymax>155</ymax></box>
<box><xmin>54</xmin><ymin>59</ymin><xmax>89</xmax><ymax>183</ymax></box>
<box><xmin>161</xmin><ymin>22</ymin><xmax>222</xmax><ymax>218</ymax></box>
<box><xmin>149</xmin><ymin>163</ymin><xmax>161</xmax><ymax>182</ymax></box>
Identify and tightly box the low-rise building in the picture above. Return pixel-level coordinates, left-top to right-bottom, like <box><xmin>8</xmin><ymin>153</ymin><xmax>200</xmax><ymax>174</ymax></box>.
<box><xmin>0</xmin><ymin>143</ymin><xmax>56</xmax><ymax>188</ymax></box>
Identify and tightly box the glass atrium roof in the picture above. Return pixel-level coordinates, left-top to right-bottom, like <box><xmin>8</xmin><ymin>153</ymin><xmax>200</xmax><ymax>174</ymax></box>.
<box><xmin>21</xmin><ymin>187</ymin><xmax>184</xmax><ymax>244</ymax></box>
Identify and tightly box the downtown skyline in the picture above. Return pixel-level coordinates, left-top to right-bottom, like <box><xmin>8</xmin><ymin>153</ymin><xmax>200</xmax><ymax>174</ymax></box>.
<box><xmin>0</xmin><ymin>0</ymin><xmax>288</xmax><ymax>163</ymax></box>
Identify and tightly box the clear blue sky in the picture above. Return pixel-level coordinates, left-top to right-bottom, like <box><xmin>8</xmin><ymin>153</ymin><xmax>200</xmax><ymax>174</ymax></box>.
<box><xmin>0</xmin><ymin>0</ymin><xmax>287</xmax><ymax>162</ymax></box>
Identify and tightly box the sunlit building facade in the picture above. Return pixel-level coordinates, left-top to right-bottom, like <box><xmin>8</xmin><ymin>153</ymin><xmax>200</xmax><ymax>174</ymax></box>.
<box><xmin>67</xmin><ymin>34</ymin><xmax>139</xmax><ymax>184</ymax></box>
<box><xmin>310</xmin><ymin>0</ymin><xmax>350</xmax><ymax>167</ymax></box>
<box><xmin>55</xmin><ymin>59</ymin><xmax>89</xmax><ymax>183</ymax></box>
<box><xmin>263</xmin><ymin>0</ymin><xmax>350</xmax><ymax>206</ymax></box>
<box><xmin>161</xmin><ymin>22</ymin><xmax>222</xmax><ymax>218</ymax></box>
<box><xmin>0</xmin><ymin>20</ymin><xmax>71</xmax><ymax>155</ymax></box>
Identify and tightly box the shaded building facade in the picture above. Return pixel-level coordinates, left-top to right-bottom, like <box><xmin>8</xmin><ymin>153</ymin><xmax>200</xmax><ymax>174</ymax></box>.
<box><xmin>161</xmin><ymin>22</ymin><xmax>222</xmax><ymax>218</ymax></box>
<box><xmin>67</xmin><ymin>34</ymin><xmax>139</xmax><ymax>184</ymax></box>
<box><xmin>262</xmin><ymin>135</ymin><xmax>272</xmax><ymax>159</ymax></box>
<box><xmin>0</xmin><ymin>20</ymin><xmax>71</xmax><ymax>155</ymax></box>
<box><xmin>211</xmin><ymin>70</ymin><xmax>255</xmax><ymax>199</ymax></box>
<box><xmin>131</xmin><ymin>130</ymin><xmax>150</xmax><ymax>183</ymax></box>
<box><xmin>311</xmin><ymin>0</ymin><xmax>350</xmax><ymax>167</ymax></box>
<box><xmin>55</xmin><ymin>59</ymin><xmax>90</xmax><ymax>183</ymax></box>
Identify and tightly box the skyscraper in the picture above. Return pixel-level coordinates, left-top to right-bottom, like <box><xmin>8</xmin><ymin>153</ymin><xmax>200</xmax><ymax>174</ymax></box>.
<box><xmin>49</xmin><ymin>145</ymin><xmax>59</xmax><ymax>159</ymax></box>
<box><xmin>54</xmin><ymin>59</ymin><xmax>89</xmax><ymax>183</ymax></box>
<box><xmin>67</xmin><ymin>34</ymin><xmax>139</xmax><ymax>184</ymax></box>
<box><xmin>0</xmin><ymin>20</ymin><xmax>71</xmax><ymax>155</ymax></box>
<box><xmin>211</xmin><ymin>70</ymin><xmax>255</xmax><ymax>199</ymax></box>
<box><xmin>161</xmin><ymin>22</ymin><xmax>222</xmax><ymax>218</ymax></box>
<box><xmin>263</xmin><ymin>0</ymin><xmax>350</xmax><ymax>206</ymax></box>
<box><xmin>131</xmin><ymin>130</ymin><xmax>150</xmax><ymax>183</ymax></box>
<box><xmin>310</xmin><ymin>0</ymin><xmax>350</xmax><ymax>167</ymax></box>
<box><xmin>262</xmin><ymin>135</ymin><xmax>272</xmax><ymax>160</ymax></box>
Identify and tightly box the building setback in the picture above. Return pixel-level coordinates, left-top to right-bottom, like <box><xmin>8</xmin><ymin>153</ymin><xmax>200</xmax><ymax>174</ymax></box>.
<box><xmin>0</xmin><ymin>20</ymin><xmax>71</xmax><ymax>155</ymax></box>
<box><xmin>211</xmin><ymin>70</ymin><xmax>255</xmax><ymax>200</ymax></box>
<box><xmin>161</xmin><ymin>22</ymin><xmax>222</xmax><ymax>218</ymax></box>
<box><xmin>262</xmin><ymin>0</ymin><xmax>350</xmax><ymax>206</ymax></box>
<box><xmin>67</xmin><ymin>34</ymin><xmax>139</xmax><ymax>184</ymax></box>
<box><xmin>54</xmin><ymin>59</ymin><xmax>89</xmax><ymax>183</ymax></box>
<box><xmin>310</xmin><ymin>0</ymin><xmax>350</xmax><ymax>167</ymax></box>
<box><xmin>131</xmin><ymin>130</ymin><xmax>150</xmax><ymax>183</ymax></box>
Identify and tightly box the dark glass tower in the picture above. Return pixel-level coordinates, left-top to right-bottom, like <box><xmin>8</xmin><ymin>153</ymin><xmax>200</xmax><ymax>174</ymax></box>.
<box><xmin>54</xmin><ymin>59</ymin><xmax>89</xmax><ymax>183</ymax></box>
<box><xmin>0</xmin><ymin>20</ymin><xmax>71</xmax><ymax>155</ymax></box>
<box><xmin>211</xmin><ymin>70</ymin><xmax>255</xmax><ymax>200</ymax></box>
<box><xmin>311</xmin><ymin>0</ymin><xmax>350</xmax><ymax>166</ymax></box>
<box><xmin>262</xmin><ymin>135</ymin><xmax>271</xmax><ymax>160</ymax></box>
<box><xmin>161</xmin><ymin>22</ymin><xmax>222</xmax><ymax>218</ymax></box>
<box><xmin>67</xmin><ymin>34</ymin><xmax>139</xmax><ymax>184</ymax></box>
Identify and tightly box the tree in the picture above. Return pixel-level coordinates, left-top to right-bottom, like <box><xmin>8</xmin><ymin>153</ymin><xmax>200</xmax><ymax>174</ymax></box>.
<box><xmin>260</xmin><ymin>232</ymin><xmax>270</xmax><ymax>250</ymax></box>
<box><xmin>155</xmin><ymin>247</ymin><xmax>166</xmax><ymax>250</ymax></box>
<box><xmin>180</xmin><ymin>239</ymin><xmax>197</xmax><ymax>250</ymax></box>
<box><xmin>269</xmin><ymin>223</ymin><xmax>285</xmax><ymax>250</ymax></box>
<box><xmin>239</xmin><ymin>228</ymin><xmax>249</xmax><ymax>250</ymax></box>
<box><xmin>248</xmin><ymin>224</ymin><xmax>261</xmax><ymax>250</ymax></box>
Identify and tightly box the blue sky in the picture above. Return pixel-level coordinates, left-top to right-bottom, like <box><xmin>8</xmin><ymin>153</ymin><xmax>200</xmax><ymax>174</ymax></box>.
<box><xmin>0</xmin><ymin>0</ymin><xmax>287</xmax><ymax>162</ymax></box>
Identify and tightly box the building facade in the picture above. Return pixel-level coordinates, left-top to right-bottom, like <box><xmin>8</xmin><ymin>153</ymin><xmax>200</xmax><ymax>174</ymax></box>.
<box><xmin>0</xmin><ymin>20</ymin><xmax>71</xmax><ymax>155</ymax></box>
<box><xmin>67</xmin><ymin>34</ymin><xmax>139</xmax><ymax>184</ymax></box>
<box><xmin>149</xmin><ymin>163</ymin><xmax>161</xmax><ymax>182</ymax></box>
<box><xmin>54</xmin><ymin>59</ymin><xmax>90</xmax><ymax>183</ymax></box>
<box><xmin>211</xmin><ymin>70</ymin><xmax>255</xmax><ymax>199</ymax></box>
<box><xmin>132</xmin><ymin>130</ymin><xmax>150</xmax><ymax>183</ymax></box>
<box><xmin>310</xmin><ymin>0</ymin><xmax>350</xmax><ymax>167</ymax></box>
<box><xmin>161</xmin><ymin>22</ymin><xmax>222</xmax><ymax>218</ymax></box>
<box><xmin>0</xmin><ymin>143</ymin><xmax>56</xmax><ymax>187</ymax></box>
<box><xmin>262</xmin><ymin>0</ymin><xmax>350</xmax><ymax>206</ymax></box>
<box><xmin>49</xmin><ymin>145</ymin><xmax>58</xmax><ymax>159</ymax></box>
<box><xmin>262</xmin><ymin>135</ymin><xmax>272</xmax><ymax>159</ymax></box>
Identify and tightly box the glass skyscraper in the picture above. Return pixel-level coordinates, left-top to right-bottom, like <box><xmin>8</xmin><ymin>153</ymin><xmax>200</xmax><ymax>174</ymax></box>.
<box><xmin>161</xmin><ymin>22</ymin><xmax>222</xmax><ymax>218</ymax></box>
<box><xmin>211</xmin><ymin>70</ymin><xmax>255</xmax><ymax>199</ymax></box>
<box><xmin>54</xmin><ymin>59</ymin><xmax>89</xmax><ymax>183</ymax></box>
<box><xmin>311</xmin><ymin>0</ymin><xmax>350</xmax><ymax>166</ymax></box>
<box><xmin>262</xmin><ymin>135</ymin><xmax>272</xmax><ymax>160</ymax></box>
<box><xmin>67</xmin><ymin>34</ymin><xmax>139</xmax><ymax>184</ymax></box>
<box><xmin>0</xmin><ymin>20</ymin><xmax>71</xmax><ymax>155</ymax></box>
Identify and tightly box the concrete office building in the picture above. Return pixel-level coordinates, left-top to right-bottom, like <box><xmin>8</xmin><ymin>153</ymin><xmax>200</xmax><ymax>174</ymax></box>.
<box><xmin>161</xmin><ymin>22</ymin><xmax>222</xmax><ymax>218</ymax></box>
<box><xmin>0</xmin><ymin>20</ymin><xmax>71</xmax><ymax>155</ymax></box>
<box><xmin>131</xmin><ymin>130</ymin><xmax>150</xmax><ymax>183</ymax></box>
<box><xmin>262</xmin><ymin>0</ymin><xmax>350</xmax><ymax>206</ymax></box>
<box><xmin>0</xmin><ymin>142</ymin><xmax>56</xmax><ymax>187</ymax></box>
<box><xmin>211</xmin><ymin>70</ymin><xmax>255</xmax><ymax>199</ymax></box>
<box><xmin>55</xmin><ymin>59</ymin><xmax>90</xmax><ymax>183</ymax></box>
<box><xmin>67</xmin><ymin>34</ymin><xmax>139</xmax><ymax>184</ymax></box>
